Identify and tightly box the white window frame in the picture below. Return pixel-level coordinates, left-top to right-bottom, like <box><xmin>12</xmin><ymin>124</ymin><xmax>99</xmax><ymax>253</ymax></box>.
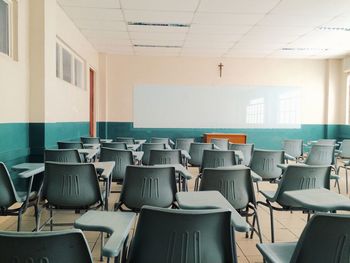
<box><xmin>56</xmin><ymin>38</ymin><xmax>86</xmax><ymax>89</ymax></box>
<box><xmin>0</xmin><ymin>0</ymin><xmax>13</xmax><ymax>57</ymax></box>
<box><xmin>246</xmin><ymin>98</ymin><xmax>264</xmax><ymax>124</ymax></box>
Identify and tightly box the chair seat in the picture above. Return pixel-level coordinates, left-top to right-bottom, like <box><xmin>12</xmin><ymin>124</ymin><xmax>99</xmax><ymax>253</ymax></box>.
<box><xmin>256</xmin><ymin>242</ymin><xmax>296</xmax><ymax>263</ymax></box>
<box><xmin>16</xmin><ymin>191</ymin><xmax>37</xmax><ymax>202</ymax></box>
<box><xmin>251</xmin><ymin>171</ymin><xmax>262</xmax><ymax>182</ymax></box>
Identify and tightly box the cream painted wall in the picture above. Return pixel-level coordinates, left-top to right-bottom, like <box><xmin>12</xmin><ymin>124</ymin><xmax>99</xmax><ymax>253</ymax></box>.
<box><xmin>0</xmin><ymin>0</ymin><xmax>30</xmax><ymax>123</ymax></box>
<box><xmin>43</xmin><ymin>1</ymin><xmax>99</xmax><ymax>123</ymax></box>
<box><xmin>101</xmin><ymin>54</ymin><xmax>342</xmax><ymax>125</ymax></box>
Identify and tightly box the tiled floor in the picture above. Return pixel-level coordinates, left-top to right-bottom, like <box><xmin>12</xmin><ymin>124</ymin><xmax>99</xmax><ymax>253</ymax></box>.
<box><xmin>1</xmin><ymin>162</ymin><xmax>349</xmax><ymax>262</ymax></box>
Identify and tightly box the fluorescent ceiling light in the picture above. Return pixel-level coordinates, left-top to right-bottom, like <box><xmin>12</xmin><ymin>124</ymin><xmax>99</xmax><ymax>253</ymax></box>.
<box><xmin>281</xmin><ymin>47</ymin><xmax>328</xmax><ymax>52</ymax></box>
<box><xmin>128</xmin><ymin>22</ymin><xmax>190</xmax><ymax>28</ymax></box>
<box><xmin>134</xmin><ymin>44</ymin><xmax>182</xmax><ymax>48</ymax></box>
<box><xmin>318</xmin><ymin>26</ymin><xmax>350</xmax><ymax>32</ymax></box>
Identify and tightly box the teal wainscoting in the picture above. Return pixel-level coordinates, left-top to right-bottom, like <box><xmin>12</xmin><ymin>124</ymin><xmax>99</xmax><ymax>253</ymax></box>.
<box><xmin>97</xmin><ymin>122</ymin><xmax>344</xmax><ymax>150</ymax></box>
<box><xmin>0</xmin><ymin>122</ymin><xmax>89</xmax><ymax>189</ymax></box>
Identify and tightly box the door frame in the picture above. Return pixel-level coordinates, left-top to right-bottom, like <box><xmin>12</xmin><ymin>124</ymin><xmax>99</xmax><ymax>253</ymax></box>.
<box><xmin>89</xmin><ymin>67</ymin><xmax>96</xmax><ymax>136</ymax></box>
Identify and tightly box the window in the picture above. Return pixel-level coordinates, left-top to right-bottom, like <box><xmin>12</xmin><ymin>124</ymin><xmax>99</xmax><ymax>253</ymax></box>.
<box><xmin>279</xmin><ymin>93</ymin><xmax>300</xmax><ymax>124</ymax></box>
<box><xmin>0</xmin><ymin>0</ymin><xmax>10</xmax><ymax>55</ymax></box>
<box><xmin>246</xmin><ymin>98</ymin><xmax>264</xmax><ymax>124</ymax></box>
<box><xmin>56</xmin><ymin>40</ymin><xmax>85</xmax><ymax>89</ymax></box>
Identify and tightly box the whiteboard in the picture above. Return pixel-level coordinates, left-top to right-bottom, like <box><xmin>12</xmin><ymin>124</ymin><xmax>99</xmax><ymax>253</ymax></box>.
<box><xmin>133</xmin><ymin>85</ymin><xmax>301</xmax><ymax>129</ymax></box>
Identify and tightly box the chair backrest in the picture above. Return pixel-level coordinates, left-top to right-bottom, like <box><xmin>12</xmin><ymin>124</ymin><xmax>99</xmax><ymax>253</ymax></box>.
<box><xmin>45</xmin><ymin>149</ymin><xmax>82</xmax><ymax>163</ymax></box>
<box><xmin>250</xmin><ymin>149</ymin><xmax>284</xmax><ymax>180</ymax></box>
<box><xmin>229</xmin><ymin>143</ymin><xmax>254</xmax><ymax>166</ymax></box>
<box><xmin>80</xmin><ymin>137</ymin><xmax>100</xmax><ymax>144</ymax></box>
<box><xmin>275</xmin><ymin>165</ymin><xmax>331</xmax><ymax>207</ymax></box>
<box><xmin>201</xmin><ymin>150</ymin><xmax>236</xmax><ymax>171</ymax></box>
<box><xmin>211</xmin><ymin>138</ymin><xmax>229</xmax><ymax>150</ymax></box>
<box><xmin>0</xmin><ymin>162</ymin><xmax>17</xmax><ymax>208</ymax></box>
<box><xmin>282</xmin><ymin>139</ymin><xmax>303</xmax><ymax>158</ymax></box>
<box><xmin>149</xmin><ymin>149</ymin><xmax>182</xmax><ymax>165</ymax></box>
<box><xmin>199</xmin><ymin>166</ymin><xmax>256</xmax><ymax>210</ymax></box>
<box><xmin>339</xmin><ymin>139</ymin><xmax>350</xmax><ymax>158</ymax></box>
<box><xmin>0</xmin><ymin>229</ymin><xmax>93</xmax><ymax>263</ymax></box>
<box><xmin>290</xmin><ymin>214</ymin><xmax>350</xmax><ymax>263</ymax></box>
<box><xmin>316</xmin><ymin>139</ymin><xmax>337</xmax><ymax>145</ymax></box>
<box><xmin>188</xmin><ymin>143</ymin><xmax>214</xmax><ymax>166</ymax></box>
<box><xmin>127</xmin><ymin>206</ymin><xmax>234</xmax><ymax>263</ymax></box>
<box><xmin>99</xmin><ymin>148</ymin><xmax>134</xmax><ymax>181</ymax></box>
<box><xmin>57</xmin><ymin>141</ymin><xmax>83</xmax><ymax>149</ymax></box>
<box><xmin>101</xmin><ymin>142</ymin><xmax>127</xmax><ymax>150</ymax></box>
<box><xmin>116</xmin><ymin>137</ymin><xmax>136</xmax><ymax>144</ymax></box>
<box><xmin>44</xmin><ymin>162</ymin><xmax>102</xmax><ymax>209</ymax></box>
<box><xmin>151</xmin><ymin>137</ymin><xmax>171</xmax><ymax>146</ymax></box>
<box><xmin>305</xmin><ymin>144</ymin><xmax>335</xmax><ymax>165</ymax></box>
<box><xmin>119</xmin><ymin>166</ymin><xmax>177</xmax><ymax>211</ymax></box>
<box><xmin>141</xmin><ymin>143</ymin><xmax>167</xmax><ymax>165</ymax></box>
<box><xmin>175</xmin><ymin>138</ymin><xmax>195</xmax><ymax>152</ymax></box>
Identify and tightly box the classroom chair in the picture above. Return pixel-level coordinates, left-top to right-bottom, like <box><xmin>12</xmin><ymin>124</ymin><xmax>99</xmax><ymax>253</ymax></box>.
<box><xmin>229</xmin><ymin>143</ymin><xmax>254</xmax><ymax>166</ymax></box>
<box><xmin>0</xmin><ymin>162</ymin><xmax>40</xmax><ymax>231</ymax></box>
<box><xmin>141</xmin><ymin>143</ymin><xmax>167</xmax><ymax>165</ymax></box>
<box><xmin>45</xmin><ymin>149</ymin><xmax>82</xmax><ymax>163</ymax></box>
<box><xmin>258</xmin><ymin>165</ymin><xmax>331</xmax><ymax>242</ymax></box>
<box><xmin>41</xmin><ymin>162</ymin><xmax>104</xmax><ymax>231</ymax></box>
<box><xmin>175</xmin><ymin>138</ymin><xmax>195</xmax><ymax>153</ymax></box>
<box><xmin>124</xmin><ymin>206</ymin><xmax>235</xmax><ymax>263</ymax></box>
<box><xmin>57</xmin><ymin>141</ymin><xmax>83</xmax><ymax>149</ymax></box>
<box><xmin>199</xmin><ymin>166</ymin><xmax>262</xmax><ymax>242</ymax></box>
<box><xmin>188</xmin><ymin>142</ymin><xmax>215</xmax><ymax>167</ymax></box>
<box><xmin>81</xmin><ymin>136</ymin><xmax>100</xmax><ymax>144</ymax></box>
<box><xmin>116</xmin><ymin>137</ymin><xmax>136</xmax><ymax>144</ymax></box>
<box><xmin>282</xmin><ymin>139</ymin><xmax>303</xmax><ymax>162</ymax></box>
<box><xmin>151</xmin><ymin>137</ymin><xmax>174</xmax><ymax>148</ymax></box>
<box><xmin>0</xmin><ymin>229</ymin><xmax>93</xmax><ymax>263</ymax></box>
<box><xmin>337</xmin><ymin>139</ymin><xmax>350</xmax><ymax>193</ymax></box>
<box><xmin>211</xmin><ymin>138</ymin><xmax>229</xmax><ymax>150</ymax></box>
<box><xmin>257</xmin><ymin>213</ymin><xmax>350</xmax><ymax>263</ymax></box>
<box><xmin>101</xmin><ymin>142</ymin><xmax>128</xmax><ymax>150</ymax></box>
<box><xmin>114</xmin><ymin>166</ymin><xmax>177</xmax><ymax>212</ymax></box>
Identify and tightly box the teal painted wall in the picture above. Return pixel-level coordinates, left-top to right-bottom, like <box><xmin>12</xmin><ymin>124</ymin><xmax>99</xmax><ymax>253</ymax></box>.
<box><xmin>97</xmin><ymin>122</ymin><xmax>344</xmax><ymax>150</ymax></box>
<box><xmin>0</xmin><ymin>122</ymin><xmax>89</xmax><ymax>189</ymax></box>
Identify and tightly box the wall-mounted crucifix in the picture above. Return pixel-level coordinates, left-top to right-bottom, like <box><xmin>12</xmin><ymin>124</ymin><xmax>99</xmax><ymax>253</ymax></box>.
<box><xmin>218</xmin><ymin>62</ymin><xmax>224</xmax><ymax>77</ymax></box>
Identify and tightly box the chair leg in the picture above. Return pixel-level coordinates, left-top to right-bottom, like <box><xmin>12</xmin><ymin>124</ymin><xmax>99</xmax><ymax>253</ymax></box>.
<box><xmin>336</xmin><ymin>179</ymin><xmax>341</xmax><ymax>194</ymax></box>
<box><xmin>17</xmin><ymin>209</ymin><xmax>23</xmax><ymax>232</ymax></box>
<box><xmin>194</xmin><ymin>176</ymin><xmax>200</xmax><ymax>191</ymax></box>
<box><xmin>249</xmin><ymin>213</ymin><xmax>255</xmax><ymax>239</ymax></box>
<box><xmin>34</xmin><ymin>204</ymin><xmax>40</xmax><ymax>232</ymax></box>
<box><xmin>256</xmin><ymin>181</ymin><xmax>260</xmax><ymax>193</ymax></box>
<box><xmin>254</xmin><ymin>212</ymin><xmax>263</xmax><ymax>243</ymax></box>
<box><xmin>245</xmin><ymin>206</ymin><xmax>249</xmax><ymax>238</ymax></box>
<box><xmin>269</xmin><ymin>205</ymin><xmax>275</xmax><ymax>243</ymax></box>
<box><xmin>100</xmin><ymin>232</ymin><xmax>104</xmax><ymax>261</ymax></box>
<box><xmin>50</xmin><ymin>207</ymin><xmax>53</xmax><ymax>231</ymax></box>
<box><xmin>346</xmin><ymin>168</ymin><xmax>349</xmax><ymax>194</ymax></box>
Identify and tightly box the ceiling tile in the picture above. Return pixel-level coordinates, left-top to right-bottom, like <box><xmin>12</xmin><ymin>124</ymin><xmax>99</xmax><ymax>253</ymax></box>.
<box><xmin>189</xmin><ymin>24</ymin><xmax>252</xmax><ymax>35</ymax></box>
<box><xmin>193</xmin><ymin>13</ymin><xmax>264</xmax><ymax>25</ymax></box>
<box><xmin>81</xmin><ymin>29</ymin><xmax>130</xmax><ymax>39</ymax></box>
<box><xmin>62</xmin><ymin>6</ymin><xmax>123</xmax><ymax>20</ymax></box>
<box><xmin>184</xmin><ymin>41</ymin><xmax>234</xmax><ymax>49</ymax></box>
<box><xmin>73</xmin><ymin>19</ymin><xmax>127</xmax><ymax>31</ymax></box>
<box><xmin>248</xmin><ymin>25</ymin><xmax>314</xmax><ymax>36</ymax></box>
<box><xmin>132</xmin><ymin>39</ymin><xmax>184</xmax><ymax>46</ymax></box>
<box><xmin>58</xmin><ymin>0</ymin><xmax>120</xmax><ymax>8</ymax></box>
<box><xmin>87</xmin><ymin>37</ymin><xmax>131</xmax><ymax>46</ymax></box>
<box><xmin>186</xmin><ymin>34</ymin><xmax>242</xmax><ymax>42</ymax></box>
<box><xmin>124</xmin><ymin>10</ymin><xmax>193</xmax><ymax>24</ymax></box>
<box><xmin>198</xmin><ymin>0</ymin><xmax>280</xmax><ymax>13</ymax></box>
<box><xmin>258</xmin><ymin>14</ymin><xmax>332</xmax><ymax>27</ymax></box>
<box><xmin>120</xmin><ymin>0</ymin><xmax>199</xmax><ymax>11</ymax></box>
<box><xmin>271</xmin><ymin>0</ymin><xmax>350</xmax><ymax>16</ymax></box>
<box><xmin>129</xmin><ymin>31</ymin><xmax>186</xmax><ymax>41</ymax></box>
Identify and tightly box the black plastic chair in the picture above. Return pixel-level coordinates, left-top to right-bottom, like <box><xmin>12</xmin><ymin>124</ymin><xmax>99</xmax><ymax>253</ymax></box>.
<box><xmin>116</xmin><ymin>137</ymin><xmax>136</xmax><ymax>144</ymax></box>
<box><xmin>57</xmin><ymin>141</ymin><xmax>83</xmax><ymax>149</ymax></box>
<box><xmin>81</xmin><ymin>136</ymin><xmax>100</xmax><ymax>144</ymax></box>
<box><xmin>229</xmin><ymin>143</ymin><xmax>254</xmax><ymax>166</ymax></box>
<box><xmin>45</xmin><ymin>149</ymin><xmax>82</xmax><ymax>163</ymax></box>
<box><xmin>0</xmin><ymin>162</ymin><xmax>40</xmax><ymax>231</ymax></box>
<box><xmin>0</xmin><ymin>229</ymin><xmax>93</xmax><ymax>262</ymax></box>
<box><xmin>42</xmin><ymin>162</ymin><xmax>104</xmax><ymax>231</ymax></box>
<box><xmin>141</xmin><ymin>143</ymin><xmax>167</xmax><ymax>165</ymax></box>
<box><xmin>257</xmin><ymin>213</ymin><xmax>350</xmax><ymax>263</ymax></box>
<box><xmin>124</xmin><ymin>206</ymin><xmax>235</xmax><ymax>263</ymax></box>
<box><xmin>199</xmin><ymin>166</ymin><xmax>262</xmax><ymax>242</ymax></box>
<box><xmin>258</xmin><ymin>165</ymin><xmax>331</xmax><ymax>242</ymax></box>
<box><xmin>188</xmin><ymin>142</ymin><xmax>214</xmax><ymax>167</ymax></box>
<box><xmin>114</xmin><ymin>166</ymin><xmax>177</xmax><ymax>212</ymax></box>
<box><xmin>195</xmin><ymin>150</ymin><xmax>237</xmax><ymax>190</ymax></box>
<box><xmin>102</xmin><ymin>142</ymin><xmax>128</xmax><ymax>150</ymax></box>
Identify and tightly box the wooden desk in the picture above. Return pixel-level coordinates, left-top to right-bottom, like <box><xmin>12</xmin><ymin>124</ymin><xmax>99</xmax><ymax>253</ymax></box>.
<box><xmin>203</xmin><ymin>133</ymin><xmax>247</xmax><ymax>144</ymax></box>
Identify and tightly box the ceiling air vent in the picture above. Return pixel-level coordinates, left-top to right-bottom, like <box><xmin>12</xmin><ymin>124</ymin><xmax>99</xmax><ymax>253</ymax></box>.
<box><xmin>281</xmin><ymin>48</ymin><xmax>328</xmax><ymax>52</ymax></box>
<box><xmin>318</xmin><ymin>26</ymin><xmax>350</xmax><ymax>32</ymax></box>
<box><xmin>128</xmin><ymin>22</ymin><xmax>190</xmax><ymax>28</ymax></box>
<box><xmin>134</xmin><ymin>44</ymin><xmax>182</xmax><ymax>48</ymax></box>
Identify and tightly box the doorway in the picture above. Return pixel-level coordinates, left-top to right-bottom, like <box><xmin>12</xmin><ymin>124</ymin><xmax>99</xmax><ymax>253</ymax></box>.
<box><xmin>89</xmin><ymin>68</ymin><xmax>95</xmax><ymax>136</ymax></box>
